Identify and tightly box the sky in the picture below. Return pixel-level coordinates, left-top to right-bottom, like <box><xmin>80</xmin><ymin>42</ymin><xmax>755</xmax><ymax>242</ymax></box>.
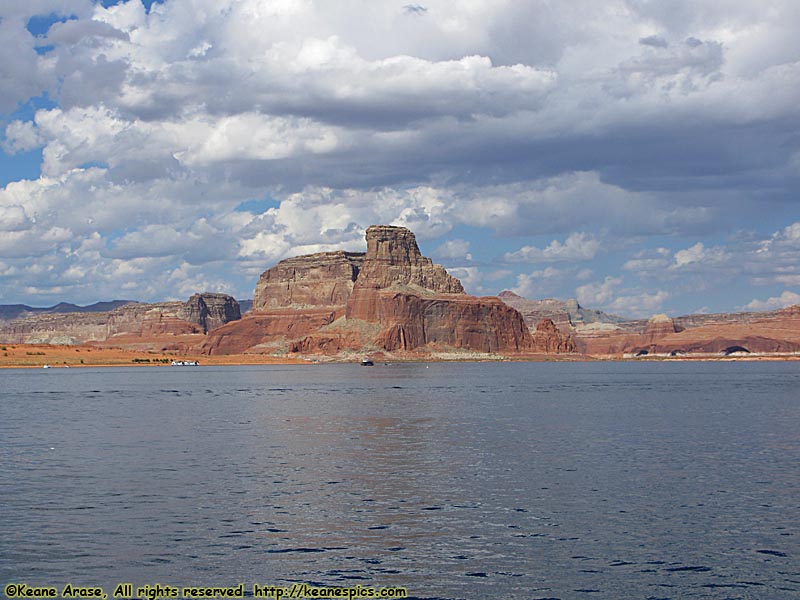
<box><xmin>0</xmin><ymin>0</ymin><xmax>799</xmax><ymax>317</ymax></box>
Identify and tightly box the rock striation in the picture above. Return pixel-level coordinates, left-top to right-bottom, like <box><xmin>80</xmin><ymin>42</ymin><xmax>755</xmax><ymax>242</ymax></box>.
<box><xmin>642</xmin><ymin>314</ymin><xmax>681</xmax><ymax>343</ymax></box>
<box><xmin>359</xmin><ymin>293</ymin><xmax>534</xmax><ymax>353</ymax></box>
<box><xmin>199</xmin><ymin>308</ymin><xmax>342</xmax><ymax>355</ymax></box>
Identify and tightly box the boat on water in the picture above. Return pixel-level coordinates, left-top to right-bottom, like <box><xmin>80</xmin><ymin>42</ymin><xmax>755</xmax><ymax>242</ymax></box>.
<box><xmin>42</xmin><ymin>364</ymin><xmax>50</xmax><ymax>369</ymax></box>
<box><xmin>360</xmin><ymin>358</ymin><xmax>374</xmax><ymax>366</ymax></box>
<box><xmin>171</xmin><ymin>360</ymin><xmax>199</xmax><ymax>366</ymax></box>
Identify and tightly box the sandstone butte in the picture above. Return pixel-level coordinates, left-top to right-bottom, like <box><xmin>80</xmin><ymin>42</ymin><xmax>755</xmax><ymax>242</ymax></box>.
<box><xmin>200</xmin><ymin>225</ymin><xmax>575</xmax><ymax>358</ymax></box>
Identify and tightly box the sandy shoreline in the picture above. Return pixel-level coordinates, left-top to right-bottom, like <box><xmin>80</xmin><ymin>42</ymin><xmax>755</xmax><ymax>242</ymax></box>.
<box><xmin>0</xmin><ymin>343</ymin><xmax>308</xmax><ymax>368</ymax></box>
<box><xmin>1</xmin><ymin>343</ymin><xmax>799</xmax><ymax>368</ymax></box>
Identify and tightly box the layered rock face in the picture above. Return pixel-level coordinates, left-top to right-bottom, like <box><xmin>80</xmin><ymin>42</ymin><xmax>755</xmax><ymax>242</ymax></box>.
<box><xmin>643</xmin><ymin>314</ymin><xmax>681</xmax><ymax>343</ymax></box>
<box><xmin>253</xmin><ymin>251</ymin><xmax>364</xmax><ymax>309</ymax></box>
<box><xmin>0</xmin><ymin>312</ymin><xmax>116</xmax><ymax>345</ymax></box>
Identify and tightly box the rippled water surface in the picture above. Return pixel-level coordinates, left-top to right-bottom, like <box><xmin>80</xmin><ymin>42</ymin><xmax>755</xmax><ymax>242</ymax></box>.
<box><xmin>1</xmin><ymin>362</ymin><xmax>799</xmax><ymax>599</ymax></box>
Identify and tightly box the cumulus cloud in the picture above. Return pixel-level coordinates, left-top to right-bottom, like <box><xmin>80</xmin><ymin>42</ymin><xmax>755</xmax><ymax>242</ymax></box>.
<box><xmin>671</xmin><ymin>242</ymin><xmax>729</xmax><ymax>269</ymax></box>
<box><xmin>3</xmin><ymin>120</ymin><xmax>42</xmax><ymax>154</ymax></box>
<box><xmin>575</xmin><ymin>275</ymin><xmax>669</xmax><ymax>317</ymax></box>
<box><xmin>457</xmin><ymin>173</ymin><xmax>717</xmax><ymax>237</ymax></box>
<box><xmin>504</xmin><ymin>232</ymin><xmax>600</xmax><ymax>263</ymax></box>
<box><xmin>622</xmin><ymin>248</ymin><xmax>672</xmax><ymax>273</ymax></box>
<box><xmin>433</xmin><ymin>238</ymin><xmax>472</xmax><ymax>262</ymax></box>
<box><xmin>744</xmin><ymin>291</ymin><xmax>800</xmax><ymax>311</ymax></box>
<box><xmin>576</xmin><ymin>276</ymin><xmax>623</xmax><ymax>307</ymax></box>
<box><xmin>611</xmin><ymin>37</ymin><xmax>724</xmax><ymax>97</ymax></box>
<box><xmin>513</xmin><ymin>266</ymin><xmax>573</xmax><ymax>298</ymax></box>
<box><xmin>0</xmin><ymin>205</ymin><xmax>33</xmax><ymax>232</ymax></box>
<box><xmin>607</xmin><ymin>290</ymin><xmax>670</xmax><ymax>317</ymax></box>
<box><xmin>446</xmin><ymin>266</ymin><xmax>485</xmax><ymax>295</ymax></box>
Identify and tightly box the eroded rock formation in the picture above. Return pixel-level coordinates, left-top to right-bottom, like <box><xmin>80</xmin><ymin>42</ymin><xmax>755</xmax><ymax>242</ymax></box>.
<box><xmin>355</xmin><ymin>225</ymin><xmax>464</xmax><ymax>294</ymax></box>
<box><xmin>204</xmin><ymin>225</ymin><xmax>574</xmax><ymax>356</ymax></box>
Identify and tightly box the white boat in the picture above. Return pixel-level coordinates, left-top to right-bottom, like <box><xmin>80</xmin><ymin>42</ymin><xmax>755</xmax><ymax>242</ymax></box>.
<box><xmin>42</xmin><ymin>364</ymin><xmax>50</xmax><ymax>369</ymax></box>
<box><xmin>171</xmin><ymin>360</ymin><xmax>199</xmax><ymax>366</ymax></box>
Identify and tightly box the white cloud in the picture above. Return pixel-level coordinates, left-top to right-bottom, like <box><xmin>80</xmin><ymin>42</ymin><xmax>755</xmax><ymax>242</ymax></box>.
<box><xmin>671</xmin><ymin>242</ymin><xmax>729</xmax><ymax>269</ymax></box>
<box><xmin>623</xmin><ymin>257</ymin><xmax>670</xmax><ymax>272</ymax></box>
<box><xmin>3</xmin><ymin>120</ymin><xmax>41</xmax><ymax>154</ymax></box>
<box><xmin>433</xmin><ymin>238</ymin><xmax>472</xmax><ymax>261</ymax></box>
<box><xmin>512</xmin><ymin>267</ymin><xmax>570</xmax><ymax>298</ymax></box>
<box><xmin>606</xmin><ymin>290</ymin><xmax>669</xmax><ymax>317</ymax></box>
<box><xmin>576</xmin><ymin>276</ymin><xmax>623</xmax><ymax>306</ymax></box>
<box><xmin>744</xmin><ymin>291</ymin><xmax>800</xmax><ymax>311</ymax></box>
<box><xmin>0</xmin><ymin>205</ymin><xmax>33</xmax><ymax>232</ymax></box>
<box><xmin>773</xmin><ymin>274</ymin><xmax>800</xmax><ymax>286</ymax></box>
<box><xmin>504</xmin><ymin>232</ymin><xmax>600</xmax><ymax>263</ymax></box>
<box><xmin>458</xmin><ymin>173</ymin><xmax>716</xmax><ymax>237</ymax></box>
<box><xmin>575</xmin><ymin>275</ymin><xmax>668</xmax><ymax>317</ymax></box>
<box><xmin>446</xmin><ymin>266</ymin><xmax>486</xmax><ymax>295</ymax></box>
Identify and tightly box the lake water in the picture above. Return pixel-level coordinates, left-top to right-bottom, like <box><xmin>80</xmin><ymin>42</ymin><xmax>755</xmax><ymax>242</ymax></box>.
<box><xmin>1</xmin><ymin>362</ymin><xmax>798</xmax><ymax>599</ymax></box>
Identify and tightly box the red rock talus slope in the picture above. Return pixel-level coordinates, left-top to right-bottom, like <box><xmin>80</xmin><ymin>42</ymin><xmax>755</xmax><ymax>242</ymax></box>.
<box><xmin>204</xmin><ymin>225</ymin><xmax>575</xmax><ymax>356</ymax></box>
